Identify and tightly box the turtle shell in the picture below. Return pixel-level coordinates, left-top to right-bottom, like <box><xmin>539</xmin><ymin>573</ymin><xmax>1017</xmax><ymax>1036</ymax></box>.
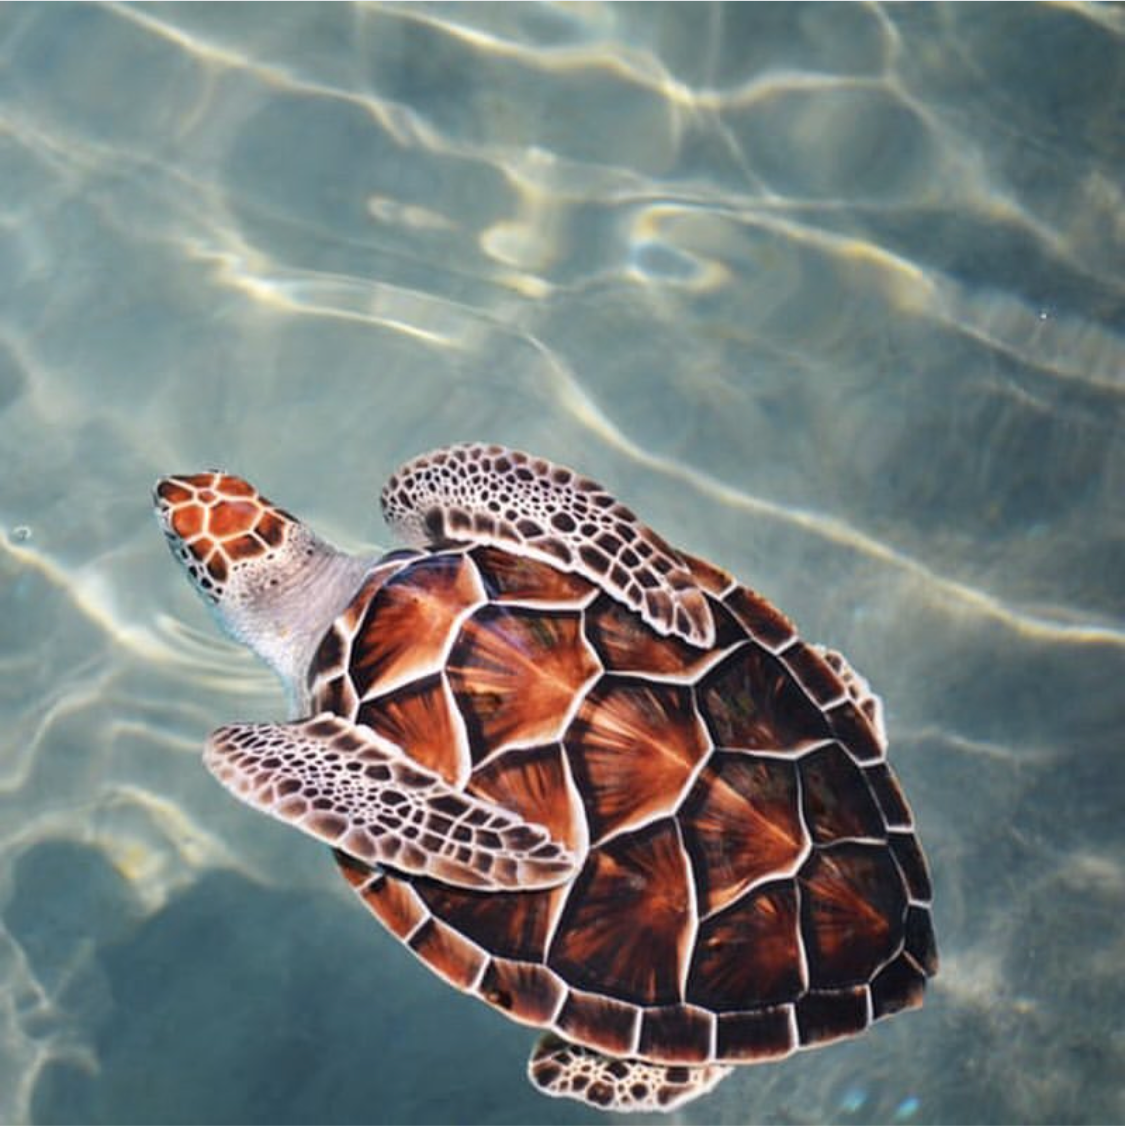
<box><xmin>308</xmin><ymin>543</ymin><xmax>936</xmax><ymax>1066</ymax></box>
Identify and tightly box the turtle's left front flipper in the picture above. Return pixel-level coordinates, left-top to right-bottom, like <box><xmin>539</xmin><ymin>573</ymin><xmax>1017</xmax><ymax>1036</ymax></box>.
<box><xmin>205</xmin><ymin>714</ymin><xmax>578</xmax><ymax>890</ymax></box>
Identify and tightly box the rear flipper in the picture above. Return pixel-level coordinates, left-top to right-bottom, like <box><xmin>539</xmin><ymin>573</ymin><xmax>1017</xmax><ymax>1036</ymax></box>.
<box><xmin>205</xmin><ymin>714</ymin><xmax>578</xmax><ymax>891</ymax></box>
<box><xmin>528</xmin><ymin>1033</ymin><xmax>732</xmax><ymax>1113</ymax></box>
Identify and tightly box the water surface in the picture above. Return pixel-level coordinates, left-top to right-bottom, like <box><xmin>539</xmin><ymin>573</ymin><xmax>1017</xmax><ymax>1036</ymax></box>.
<box><xmin>1</xmin><ymin>3</ymin><xmax>1123</xmax><ymax>1124</ymax></box>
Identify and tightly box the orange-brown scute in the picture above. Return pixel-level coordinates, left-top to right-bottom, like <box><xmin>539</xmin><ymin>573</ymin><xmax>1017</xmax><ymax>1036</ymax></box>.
<box><xmin>170</xmin><ymin>503</ymin><xmax>205</xmax><ymax>539</ymax></box>
<box><xmin>179</xmin><ymin>472</ymin><xmax>220</xmax><ymax>489</ymax></box>
<box><xmin>216</xmin><ymin>474</ymin><xmax>257</xmax><ymax>497</ymax></box>
<box><xmin>639</xmin><ymin>1004</ymin><xmax>714</xmax><ymax>1064</ymax></box>
<box><xmin>471</xmin><ymin>744</ymin><xmax>585</xmax><ymax>853</ymax></box>
<box><xmin>160</xmin><ymin>473</ymin><xmax>295</xmax><ymax>579</ymax></box>
<box><xmin>549</xmin><ymin>820</ymin><xmax>694</xmax><ymax>1007</ymax></box>
<box><xmin>351</xmin><ymin>555</ymin><xmax>484</xmax><ymax>695</ymax></box>
<box><xmin>681</xmin><ymin>753</ymin><xmax>806</xmax><ymax>915</ymax></box>
<box><xmin>156</xmin><ymin>480</ymin><xmax>193</xmax><ymax>505</ymax></box>
<box><xmin>472</xmin><ymin>545</ymin><xmax>593</xmax><ymax>603</ymax></box>
<box><xmin>449</xmin><ymin>607</ymin><xmax>600</xmax><ymax>755</ymax></box>
<box><xmin>408</xmin><ymin>918</ymin><xmax>487</xmax><ymax>990</ymax></box>
<box><xmin>223</xmin><ymin>532</ymin><xmax>268</xmax><ymax>562</ymax></box>
<box><xmin>207</xmin><ymin>499</ymin><xmax>262</xmax><ymax>538</ymax></box>
<box><xmin>799</xmin><ymin>845</ymin><xmax>906</xmax><ymax>987</ymax></box>
<box><xmin>556</xmin><ymin>991</ymin><xmax>638</xmax><ymax>1058</ymax></box>
<box><xmin>190</xmin><ymin>536</ymin><xmax>216</xmax><ymax>561</ymax></box>
<box><xmin>566</xmin><ymin>679</ymin><xmax>708</xmax><ymax>842</ymax></box>
<box><xmin>480</xmin><ymin>959</ymin><xmax>565</xmax><ymax>1026</ymax></box>
<box><xmin>585</xmin><ymin>595</ymin><xmax>716</xmax><ymax>679</ymax></box>
<box><xmin>255</xmin><ymin>508</ymin><xmax>289</xmax><ymax>547</ymax></box>
<box><xmin>349</xmin><ymin>865</ymin><xmax>428</xmax><ymax>939</ymax></box>
<box><xmin>414</xmin><ymin>880</ymin><xmax>563</xmax><ymax>963</ymax></box>
<box><xmin>688</xmin><ymin>883</ymin><xmax>804</xmax><ymax>1010</ymax></box>
<box><xmin>359</xmin><ymin>676</ymin><xmax>465</xmax><ymax>785</ymax></box>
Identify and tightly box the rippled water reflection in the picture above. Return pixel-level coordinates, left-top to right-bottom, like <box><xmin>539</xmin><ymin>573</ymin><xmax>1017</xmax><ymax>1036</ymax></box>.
<box><xmin>1</xmin><ymin>3</ymin><xmax>1123</xmax><ymax>1123</ymax></box>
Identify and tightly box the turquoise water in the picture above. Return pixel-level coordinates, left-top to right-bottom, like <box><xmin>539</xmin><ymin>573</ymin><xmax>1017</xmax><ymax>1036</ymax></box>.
<box><xmin>2</xmin><ymin>3</ymin><xmax>1123</xmax><ymax>1123</ymax></box>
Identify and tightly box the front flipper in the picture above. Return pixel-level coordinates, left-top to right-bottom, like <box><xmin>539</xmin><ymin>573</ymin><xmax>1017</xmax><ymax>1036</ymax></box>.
<box><xmin>205</xmin><ymin>714</ymin><xmax>578</xmax><ymax>891</ymax></box>
<box><xmin>381</xmin><ymin>444</ymin><xmax>716</xmax><ymax>648</ymax></box>
<box><xmin>528</xmin><ymin>1034</ymin><xmax>731</xmax><ymax>1114</ymax></box>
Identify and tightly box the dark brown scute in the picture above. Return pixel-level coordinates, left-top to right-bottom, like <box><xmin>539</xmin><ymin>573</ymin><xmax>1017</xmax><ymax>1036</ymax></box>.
<box><xmin>315</xmin><ymin>674</ymin><xmax>354</xmax><ymax>717</ymax></box>
<box><xmin>798</xmin><ymin>744</ymin><xmax>887</xmax><ymax>845</ymax></box>
<box><xmin>338</xmin><ymin>560</ymin><xmax>409</xmax><ymax>633</ymax></box>
<box><xmin>408</xmin><ymin>917</ymin><xmax>487</xmax><ymax>989</ymax></box>
<box><xmin>826</xmin><ymin>700</ymin><xmax>883</xmax><ymax>763</ymax></box>
<box><xmin>470</xmin><ymin>743</ymin><xmax>584</xmax><ymax>853</ymax></box>
<box><xmin>448</xmin><ymin>605</ymin><xmax>599</xmax><ymax>756</ymax></box>
<box><xmin>799</xmin><ymin>844</ymin><xmax>906</xmax><ymax>988</ymax></box>
<box><xmin>207</xmin><ymin>553</ymin><xmax>228</xmax><ymax>584</ymax></box>
<box><xmin>188</xmin><ymin>535</ymin><xmax>215</xmax><ymax>564</ymax></box>
<box><xmin>904</xmin><ymin>904</ymin><xmax>939</xmax><ymax>974</ymax></box>
<box><xmin>864</xmin><ymin>762</ymin><xmax>912</xmax><ymax>827</ymax></box>
<box><xmin>888</xmin><ymin>831</ymin><xmax>933</xmax><ymax>902</ymax></box>
<box><xmin>795</xmin><ymin>987</ymin><xmax>869</xmax><ymax>1045</ymax></box>
<box><xmin>722</xmin><ymin>587</ymin><xmax>795</xmax><ymax>649</ymax></box>
<box><xmin>309</xmin><ymin>626</ymin><xmax>345</xmax><ymax>688</ymax></box>
<box><xmin>471</xmin><ymin>545</ymin><xmax>591</xmax><ymax>603</ymax></box>
<box><xmin>156</xmin><ymin>479</ymin><xmax>193</xmax><ymax>504</ymax></box>
<box><xmin>549</xmin><ymin>820</ymin><xmax>692</xmax><ymax>1007</ymax></box>
<box><xmin>358</xmin><ymin>674</ymin><xmax>462</xmax><ymax>785</ymax></box>
<box><xmin>413</xmin><ymin>879</ymin><xmax>562</xmax><ymax>962</ymax></box>
<box><xmin>870</xmin><ymin>953</ymin><xmax>927</xmax><ymax>1019</ymax></box>
<box><xmin>255</xmin><ymin>508</ymin><xmax>288</xmax><ymax>546</ymax></box>
<box><xmin>697</xmin><ymin>644</ymin><xmax>831</xmax><ymax>752</ymax></box>
<box><xmin>715</xmin><ymin>1007</ymin><xmax>795</xmax><ymax>1061</ymax></box>
<box><xmin>781</xmin><ymin>643</ymin><xmax>847</xmax><ymax>706</ymax></box>
<box><xmin>687</xmin><ymin>882</ymin><xmax>803</xmax><ymax>1010</ymax></box>
<box><xmin>224</xmin><ymin>533</ymin><xmax>265</xmax><ymax>562</ymax></box>
<box><xmin>556</xmin><ymin>990</ymin><xmax>638</xmax><ymax>1057</ymax></box>
<box><xmin>677</xmin><ymin>549</ymin><xmax>734</xmax><ymax>597</ymax></box>
<box><xmin>639</xmin><ymin>1005</ymin><xmax>713</xmax><ymax>1064</ymax></box>
<box><xmin>479</xmin><ymin>958</ymin><xmax>564</xmax><ymax>1025</ymax></box>
<box><xmin>333</xmin><ymin>848</ymin><xmax>373</xmax><ymax>889</ymax></box>
<box><xmin>207</xmin><ymin>498</ymin><xmax>260</xmax><ymax>538</ymax></box>
<box><xmin>680</xmin><ymin>753</ymin><xmax>804</xmax><ymax>916</ymax></box>
<box><xmin>584</xmin><ymin>594</ymin><xmax>716</xmax><ymax>679</ymax></box>
<box><xmin>351</xmin><ymin>554</ymin><xmax>483</xmax><ymax>697</ymax></box>
<box><xmin>565</xmin><ymin>678</ymin><xmax>708</xmax><ymax>842</ymax></box>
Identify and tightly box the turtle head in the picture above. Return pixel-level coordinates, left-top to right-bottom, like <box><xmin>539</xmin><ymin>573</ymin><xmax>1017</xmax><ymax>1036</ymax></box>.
<box><xmin>154</xmin><ymin>472</ymin><xmax>372</xmax><ymax>710</ymax></box>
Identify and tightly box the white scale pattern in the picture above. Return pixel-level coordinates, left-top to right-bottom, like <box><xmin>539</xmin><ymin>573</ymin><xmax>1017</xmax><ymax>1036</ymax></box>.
<box><xmin>204</xmin><ymin>712</ymin><xmax>579</xmax><ymax>891</ymax></box>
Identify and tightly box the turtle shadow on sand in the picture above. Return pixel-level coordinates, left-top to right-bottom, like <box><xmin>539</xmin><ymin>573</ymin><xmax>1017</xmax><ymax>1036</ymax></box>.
<box><xmin>15</xmin><ymin>841</ymin><xmax>595</xmax><ymax>1126</ymax></box>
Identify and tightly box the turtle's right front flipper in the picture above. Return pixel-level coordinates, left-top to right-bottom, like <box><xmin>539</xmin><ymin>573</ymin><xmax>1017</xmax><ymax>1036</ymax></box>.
<box><xmin>205</xmin><ymin>714</ymin><xmax>578</xmax><ymax>891</ymax></box>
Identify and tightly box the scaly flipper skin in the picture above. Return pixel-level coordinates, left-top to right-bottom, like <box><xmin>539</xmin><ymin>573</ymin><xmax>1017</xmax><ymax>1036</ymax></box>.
<box><xmin>381</xmin><ymin>443</ymin><xmax>716</xmax><ymax>648</ymax></box>
<box><xmin>528</xmin><ymin>1034</ymin><xmax>732</xmax><ymax>1114</ymax></box>
<box><xmin>205</xmin><ymin>714</ymin><xmax>579</xmax><ymax>891</ymax></box>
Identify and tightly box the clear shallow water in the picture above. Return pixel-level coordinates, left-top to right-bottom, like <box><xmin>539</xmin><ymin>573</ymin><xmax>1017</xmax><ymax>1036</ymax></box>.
<box><xmin>1</xmin><ymin>2</ymin><xmax>1123</xmax><ymax>1123</ymax></box>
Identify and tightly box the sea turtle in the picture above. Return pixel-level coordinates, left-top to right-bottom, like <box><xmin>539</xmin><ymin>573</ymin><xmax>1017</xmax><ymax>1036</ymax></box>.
<box><xmin>154</xmin><ymin>443</ymin><xmax>936</xmax><ymax>1113</ymax></box>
